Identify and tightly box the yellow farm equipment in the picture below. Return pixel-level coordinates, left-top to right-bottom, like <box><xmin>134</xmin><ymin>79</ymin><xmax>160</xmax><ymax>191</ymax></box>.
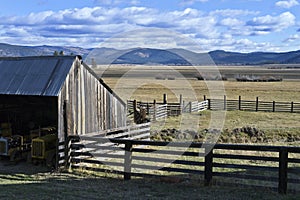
<box><xmin>31</xmin><ymin>134</ymin><xmax>57</xmax><ymax>167</ymax></box>
<box><xmin>0</xmin><ymin>135</ymin><xmax>30</xmax><ymax>162</ymax></box>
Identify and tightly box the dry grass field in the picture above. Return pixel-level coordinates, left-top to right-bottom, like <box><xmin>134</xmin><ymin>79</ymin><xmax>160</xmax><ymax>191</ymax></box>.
<box><xmin>96</xmin><ymin>65</ymin><xmax>300</xmax><ymax>102</ymax></box>
<box><xmin>97</xmin><ymin>65</ymin><xmax>300</xmax><ymax>144</ymax></box>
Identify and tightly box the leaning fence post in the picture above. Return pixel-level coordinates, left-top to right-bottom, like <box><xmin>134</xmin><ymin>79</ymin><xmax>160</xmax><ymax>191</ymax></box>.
<box><xmin>124</xmin><ymin>141</ymin><xmax>133</xmax><ymax>180</ymax></box>
<box><xmin>205</xmin><ymin>148</ymin><xmax>213</xmax><ymax>186</ymax></box>
<box><xmin>278</xmin><ymin>148</ymin><xmax>288</xmax><ymax>194</ymax></box>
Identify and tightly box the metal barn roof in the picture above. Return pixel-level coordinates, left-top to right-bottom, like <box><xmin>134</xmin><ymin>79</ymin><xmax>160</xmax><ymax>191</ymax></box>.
<box><xmin>0</xmin><ymin>56</ymin><xmax>77</xmax><ymax>96</ymax></box>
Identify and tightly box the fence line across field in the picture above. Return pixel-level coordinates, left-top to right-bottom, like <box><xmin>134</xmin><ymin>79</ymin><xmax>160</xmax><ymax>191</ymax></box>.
<box><xmin>208</xmin><ymin>96</ymin><xmax>300</xmax><ymax>113</ymax></box>
<box><xmin>127</xmin><ymin>94</ymin><xmax>300</xmax><ymax>119</ymax></box>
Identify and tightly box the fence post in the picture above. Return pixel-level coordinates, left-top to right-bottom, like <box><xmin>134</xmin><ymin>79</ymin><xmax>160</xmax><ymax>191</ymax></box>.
<box><xmin>256</xmin><ymin>97</ymin><xmax>259</xmax><ymax>112</ymax></box>
<box><xmin>224</xmin><ymin>95</ymin><xmax>227</xmax><ymax>110</ymax></box>
<box><xmin>273</xmin><ymin>101</ymin><xmax>276</xmax><ymax>112</ymax></box>
<box><xmin>153</xmin><ymin>100</ymin><xmax>156</xmax><ymax>121</ymax></box>
<box><xmin>205</xmin><ymin>148</ymin><xmax>213</xmax><ymax>186</ymax></box>
<box><xmin>189</xmin><ymin>102</ymin><xmax>192</xmax><ymax>113</ymax></box>
<box><xmin>291</xmin><ymin>102</ymin><xmax>294</xmax><ymax>113</ymax></box>
<box><xmin>204</xmin><ymin>95</ymin><xmax>206</xmax><ymax>101</ymax></box>
<box><xmin>146</xmin><ymin>102</ymin><xmax>150</xmax><ymax>115</ymax></box>
<box><xmin>238</xmin><ymin>96</ymin><xmax>241</xmax><ymax>110</ymax></box>
<box><xmin>124</xmin><ymin>141</ymin><xmax>133</xmax><ymax>180</ymax></box>
<box><xmin>208</xmin><ymin>99</ymin><xmax>211</xmax><ymax>110</ymax></box>
<box><xmin>163</xmin><ymin>93</ymin><xmax>167</xmax><ymax>104</ymax></box>
<box><xmin>278</xmin><ymin>148</ymin><xmax>288</xmax><ymax>194</ymax></box>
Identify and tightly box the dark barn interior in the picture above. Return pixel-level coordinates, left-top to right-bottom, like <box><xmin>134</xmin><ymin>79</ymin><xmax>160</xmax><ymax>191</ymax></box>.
<box><xmin>0</xmin><ymin>95</ymin><xmax>58</xmax><ymax>139</ymax></box>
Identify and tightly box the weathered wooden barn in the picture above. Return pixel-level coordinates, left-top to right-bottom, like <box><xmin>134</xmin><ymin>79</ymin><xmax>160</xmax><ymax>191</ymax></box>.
<box><xmin>0</xmin><ymin>55</ymin><xmax>126</xmax><ymax>144</ymax></box>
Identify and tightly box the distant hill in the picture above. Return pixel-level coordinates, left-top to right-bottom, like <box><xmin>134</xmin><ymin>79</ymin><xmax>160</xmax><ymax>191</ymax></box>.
<box><xmin>0</xmin><ymin>43</ymin><xmax>90</xmax><ymax>58</ymax></box>
<box><xmin>209</xmin><ymin>50</ymin><xmax>300</xmax><ymax>65</ymax></box>
<box><xmin>0</xmin><ymin>43</ymin><xmax>300</xmax><ymax>65</ymax></box>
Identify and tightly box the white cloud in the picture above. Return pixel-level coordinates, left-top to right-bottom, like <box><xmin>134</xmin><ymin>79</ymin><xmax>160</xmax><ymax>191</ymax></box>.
<box><xmin>219</xmin><ymin>18</ymin><xmax>244</xmax><ymax>27</ymax></box>
<box><xmin>210</xmin><ymin>9</ymin><xmax>259</xmax><ymax>17</ymax></box>
<box><xmin>284</xmin><ymin>34</ymin><xmax>300</xmax><ymax>42</ymax></box>
<box><xmin>247</xmin><ymin>12</ymin><xmax>296</xmax><ymax>33</ymax></box>
<box><xmin>275</xmin><ymin>0</ymin><xmax>299</xmax><ymax>9</ymax></box>
<box><xmin>0</xmin><ymin>6</ymin><xmax>297</xmax><ymax>52</ymax></box>
<box><xmin>180</xmin><ymin>0</ymin><xmax>208</xmax><ymax>6</ymax></box>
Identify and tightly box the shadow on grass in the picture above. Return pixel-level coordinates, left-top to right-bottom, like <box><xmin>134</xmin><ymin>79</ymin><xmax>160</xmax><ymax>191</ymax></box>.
<box><xmin>0</xmin><ymin>171</ymin><xmax>299</xmax><ymax>199</ymax></box>
<box><xmin>1</xmin><ymin>158</ymin><xmax>300</xmax><ymax>199</ymax></box>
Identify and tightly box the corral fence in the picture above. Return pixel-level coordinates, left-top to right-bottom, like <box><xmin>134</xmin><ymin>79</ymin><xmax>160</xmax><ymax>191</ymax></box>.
<box><xmin>127</xmin><ymin>94</ymin><xmax>208</xmax><ymax>121</ymax></box>
<box><xmin>149</xmin><ymin>104</ymin><xmax>168</xmax><ymax>121</ymax></box>
<box><xmin>182</xmin><ymin>100</ymin><xmax>208</xmax><ymax>113</ymax></box>
<box><xmin>208</xmin><ymin>96</ymin><xmax>300</xmax><ymax>113</ymax></box>
<box><xmin>68</xmin><ymin>137</ymin><xmax>300</xmax><ymax>194</ymax></box>
<box><xmin>64</xmin><ymin>123</ymin><xmax>150</xmax><ymax>168</ymax></box>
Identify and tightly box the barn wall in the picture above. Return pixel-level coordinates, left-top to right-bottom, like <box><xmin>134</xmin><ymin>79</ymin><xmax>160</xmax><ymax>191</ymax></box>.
<box><xmin>57</xmin><ymin>58</ymin><xmax>126</xmax><ymax>141</ymax></box>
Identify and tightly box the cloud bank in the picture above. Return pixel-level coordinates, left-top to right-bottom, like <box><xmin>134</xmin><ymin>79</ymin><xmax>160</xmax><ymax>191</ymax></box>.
<box><xmin>0</xmin><ymin>6</ymin><xmax>298</xmax><ymax>52</ymax></box>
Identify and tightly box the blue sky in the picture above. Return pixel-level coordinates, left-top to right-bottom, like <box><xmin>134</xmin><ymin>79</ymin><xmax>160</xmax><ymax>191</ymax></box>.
<box><xmin>0</xmin><ymin>0</ymin><xmax>299</xmax><ymax>52</ymax></box>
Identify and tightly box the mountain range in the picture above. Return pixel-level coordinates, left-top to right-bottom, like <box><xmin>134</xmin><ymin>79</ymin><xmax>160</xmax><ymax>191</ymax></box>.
<box><xmin>1</xmin><ymin>43</ymin><xmax>300</xmax><ymax>65</ymax></box>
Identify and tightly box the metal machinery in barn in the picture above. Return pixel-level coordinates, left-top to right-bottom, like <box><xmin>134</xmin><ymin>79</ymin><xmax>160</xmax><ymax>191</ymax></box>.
<box><xmin>31</xmin><ymin>133</ymin><xmax>57</xmax><ymax>167</ymax></box>
<box><xmin>0</xmin><ymin>122</ymin><xmax>57</xmax><ymax>163</ymax></box>
<box><xmin>0</xmin><ymin>123</ymin><xmax>30</xmax><ymax>162</ymax></box>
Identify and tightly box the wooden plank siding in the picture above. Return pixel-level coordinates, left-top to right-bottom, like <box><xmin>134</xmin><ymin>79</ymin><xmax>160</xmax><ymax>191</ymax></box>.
<box><xmin>58</xmin><ymin>57</ymin><xmax>126</xmax><ymax>143</ymax></box>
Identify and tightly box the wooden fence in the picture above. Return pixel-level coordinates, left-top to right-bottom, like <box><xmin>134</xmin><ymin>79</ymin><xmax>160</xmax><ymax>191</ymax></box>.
<box><xmin>149</xmin><ymin>104</ymin><xmax>168</xmax><ymax>121</ymax></box>
<box><xmin>69</xmin><ymin>138</ymin><xmax>300</xmax><ymax>194</ymax></box>
<box><xmin>182</xmin><ymin>100</ymin><xmax>208</xmax><ymax>113</ymax></box>
<box><xmin>208</xmin><ymin>96</ymin><xmax>300</xmax><ymax>113</ymax></box>
<box><xmin>65</xmin><ymin>123</ymin><xmax>150</xmax><ymax>167</ymax></box>
<box><xmin>127</xmin><ymin>99</ymin><xmax>208</xmax><ymax>121</ymax></box>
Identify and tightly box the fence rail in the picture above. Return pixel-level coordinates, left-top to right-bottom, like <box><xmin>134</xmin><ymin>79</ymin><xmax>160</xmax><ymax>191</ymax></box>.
<box><xmin>149</xmin><ymin>104</ymin><xmax>168</xmax><ymax>121</ymax></box>
<box><xmin>69</xmin><ymin>138</ymin><xmax>300</xmax><ymax>194</ymax></box>
<box><xmin>208</xmin><ymin>96</ymin><xmax>300</xmax><ymax>113</ymax></box>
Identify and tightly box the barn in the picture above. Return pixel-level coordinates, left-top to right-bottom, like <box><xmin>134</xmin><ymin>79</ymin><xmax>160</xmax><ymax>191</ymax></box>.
<box><xmin>0</xmin><ymin>55</ymin><xmax>126</xmax><ymax>166</ymax></box>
